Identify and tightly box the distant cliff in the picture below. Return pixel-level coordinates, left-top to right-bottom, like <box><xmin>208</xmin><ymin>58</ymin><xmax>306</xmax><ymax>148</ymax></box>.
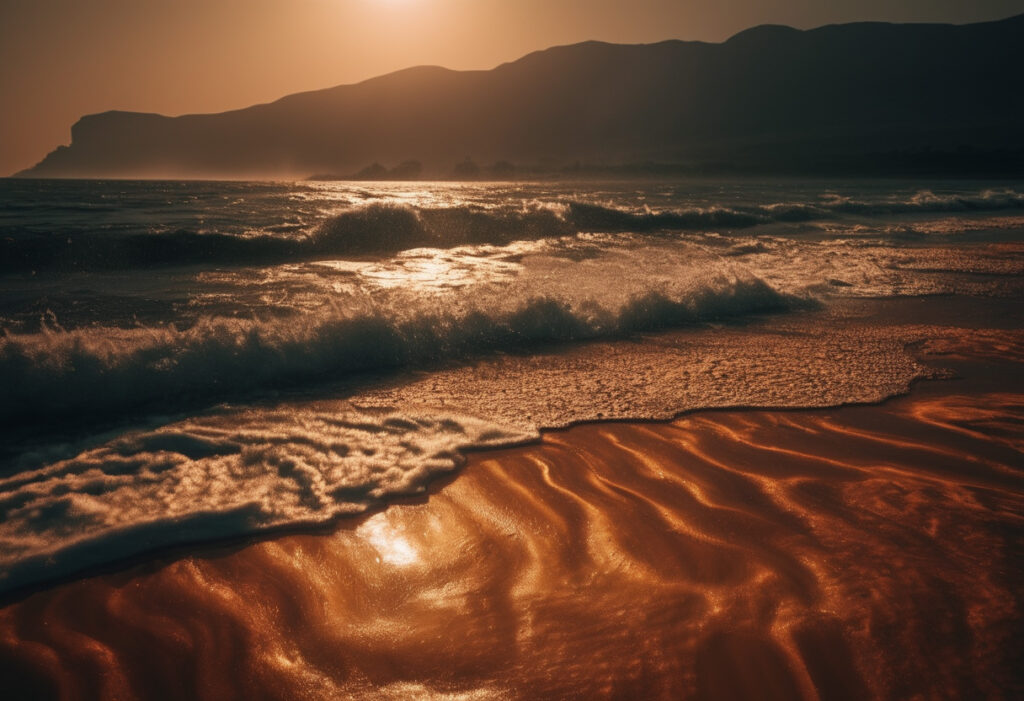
<box><xmin>17</xmin><ymin>14</ymin><xmax>1024</xmax><ymax>179</ymax></box>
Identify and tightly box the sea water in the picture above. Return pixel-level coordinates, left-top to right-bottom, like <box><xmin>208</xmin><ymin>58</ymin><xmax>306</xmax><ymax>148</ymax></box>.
<box><xmin>1</xmin><ymin>177</ymin><xmax>1022</xmax><ymax>594</ymax></box>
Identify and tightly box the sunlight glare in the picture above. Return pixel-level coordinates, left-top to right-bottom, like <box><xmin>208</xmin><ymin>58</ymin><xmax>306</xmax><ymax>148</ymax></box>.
<box><xmin>358</xmin><ymin>514</ymin><xmax>419</xmax><ymax>567</ymax></box>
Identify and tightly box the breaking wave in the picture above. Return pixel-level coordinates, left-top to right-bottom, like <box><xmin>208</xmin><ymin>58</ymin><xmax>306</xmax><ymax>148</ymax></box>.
<box><xmin>3</xmin><ymin>189</ymin><xmax>1022</xmax><ymax>273</ymax></box>
<box><xmin>824</xmin><ymin>188</ymin><xmax>1024</xmax><ymax>215</ymax></box>
<box><xmin>0</xmin><ymin>275</ymin><xmax>799</xmax><ymax>427</ymax></box>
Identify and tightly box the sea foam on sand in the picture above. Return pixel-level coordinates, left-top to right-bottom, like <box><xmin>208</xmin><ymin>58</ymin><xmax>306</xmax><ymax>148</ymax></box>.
<box><xmin>0</xmin><ymin>303</ymin><xmax>966</xmax><ymax>599</ymax></box>
<box><xmin>1</xmin><ymin>328</ymin><xmax>1021</xmax><ymax>700</ymax></box>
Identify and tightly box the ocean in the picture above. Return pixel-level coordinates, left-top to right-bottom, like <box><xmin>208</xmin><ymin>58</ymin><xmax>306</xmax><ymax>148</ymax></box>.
<box><xmin>2</xmin><ymin>176</ymin><xmax>1023</xmax><ymax>597</ymax></box>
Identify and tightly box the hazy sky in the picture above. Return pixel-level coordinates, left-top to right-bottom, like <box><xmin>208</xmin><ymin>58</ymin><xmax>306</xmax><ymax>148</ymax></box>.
<box><xmin>2</xmin><ymin>0</ymin><xmax>1022</xmax><ymax>175</ymax></box>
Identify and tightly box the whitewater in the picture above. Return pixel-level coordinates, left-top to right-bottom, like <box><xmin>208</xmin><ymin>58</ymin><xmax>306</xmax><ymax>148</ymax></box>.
<box><xmin>1</xmin><ymin>177</ymin><xmax>1022</xmax><ymax>596</ymax></box>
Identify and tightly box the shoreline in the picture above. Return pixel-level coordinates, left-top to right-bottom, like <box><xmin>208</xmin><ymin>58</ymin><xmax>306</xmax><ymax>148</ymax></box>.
<box><xmin>2</xmin><ymin>323</ymin><xmax>1022</xmax><ymax>699</ymax></box>
<box><xmin>0</xmin><ymin>302</ymin><xmax>1020</xmax><ymax>606</ymax></box>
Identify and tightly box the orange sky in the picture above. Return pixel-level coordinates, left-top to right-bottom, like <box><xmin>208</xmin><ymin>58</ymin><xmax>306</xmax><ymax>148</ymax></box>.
<box><xmin>2</xmin><ymin>0</ymin><xmax>1022</xmax><ymax>175</ymax></box>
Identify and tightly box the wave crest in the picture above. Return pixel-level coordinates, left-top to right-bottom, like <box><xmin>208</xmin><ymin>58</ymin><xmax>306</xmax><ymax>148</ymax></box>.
<box><xmin>0</xmin><ymin>276</ymin><xmax>799</xmax><ymax>426</ymax></box>
<box><xmin>4</xmin><ymin>189</ymin><xmax>1020</xmax><ymax>273</ymax></box>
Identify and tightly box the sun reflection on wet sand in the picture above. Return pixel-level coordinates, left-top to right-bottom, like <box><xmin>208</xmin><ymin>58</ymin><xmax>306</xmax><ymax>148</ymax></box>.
<box><xmin>357</xmin><ymin>513</ymin><xmax>421</xmax><ymax>567</ymax></box>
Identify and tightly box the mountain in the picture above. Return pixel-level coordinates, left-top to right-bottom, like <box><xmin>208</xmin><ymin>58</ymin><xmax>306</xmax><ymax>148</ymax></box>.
<box><xmin>17</xmin><ymin>14</ymin><xmax>1024</xmax><ymax>179</ymax></box>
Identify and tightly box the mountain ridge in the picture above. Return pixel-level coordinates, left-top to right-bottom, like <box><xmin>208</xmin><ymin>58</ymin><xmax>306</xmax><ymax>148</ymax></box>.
<box><xmin>17</xmin><ymin>14</ymin><xmax>1024</xmax><ymax>179</ymax></box>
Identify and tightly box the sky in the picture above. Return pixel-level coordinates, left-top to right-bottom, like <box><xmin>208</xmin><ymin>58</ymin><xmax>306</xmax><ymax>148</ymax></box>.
<box><xmin>2</xmin><ymin>0</ymin><xmax>1023</xmax><ymax>175</ymax></box>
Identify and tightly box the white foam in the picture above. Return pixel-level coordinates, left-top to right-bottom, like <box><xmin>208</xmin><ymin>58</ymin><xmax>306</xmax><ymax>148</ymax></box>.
<box><xmin>0</xmin><ymin>406</ymin><xmax>532</xmax><ymax>595</ymax></box>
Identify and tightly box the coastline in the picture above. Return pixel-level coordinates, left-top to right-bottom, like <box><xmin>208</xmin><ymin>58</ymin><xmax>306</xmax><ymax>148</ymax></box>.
<box><xmin>2</xmin><ymin>324</ymin><xmax>1021</xmax><ymax>699</ymax></box>
<box><xmin>3</xmin><ymin>296</ymin><xmax>1018</xmax><ymax>602</ymax></box>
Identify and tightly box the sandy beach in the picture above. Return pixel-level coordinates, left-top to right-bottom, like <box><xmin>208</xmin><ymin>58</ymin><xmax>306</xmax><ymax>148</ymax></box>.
<box><xmin>2</xmin><ymin>327</ymin><xmax>1021</xmax><ymax>700</ymax></box>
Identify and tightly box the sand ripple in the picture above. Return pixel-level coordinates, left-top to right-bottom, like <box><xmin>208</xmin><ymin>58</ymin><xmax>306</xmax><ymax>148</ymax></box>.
<box><xmin>2</xmin><ymin>382</ymin><xmax>1022</xmax><ymax>699</ymax></box>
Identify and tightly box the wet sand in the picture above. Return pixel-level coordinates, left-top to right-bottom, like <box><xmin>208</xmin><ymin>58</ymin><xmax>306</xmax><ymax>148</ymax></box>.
<box><xmin>1</xmin><ymin>333</ymin><xmax>1023</xmax><ymax>700</ymax></box>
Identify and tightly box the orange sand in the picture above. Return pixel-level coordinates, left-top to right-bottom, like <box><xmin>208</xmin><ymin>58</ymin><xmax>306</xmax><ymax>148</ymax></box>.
<box><xmin>1</xmin><ymin>352</ymin><xmax>1022</xmax><ymax>699</ymax></box>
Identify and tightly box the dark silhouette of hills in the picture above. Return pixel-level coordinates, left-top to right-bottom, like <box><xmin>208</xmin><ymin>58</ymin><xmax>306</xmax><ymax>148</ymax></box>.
<box><xmin>17</xmin><ymin>14</ymin><xmax>1024</xmax><ymax>179</ymax></box>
